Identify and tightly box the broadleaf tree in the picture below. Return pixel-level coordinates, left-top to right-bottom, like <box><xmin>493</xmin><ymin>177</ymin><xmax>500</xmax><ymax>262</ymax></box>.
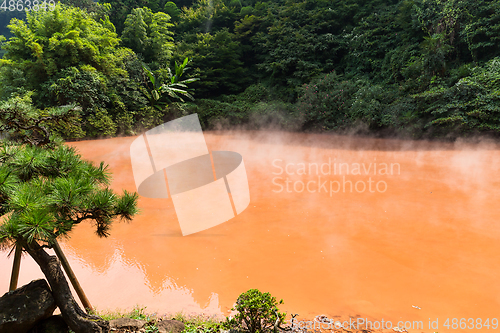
<box><xmin>0</xmin><ymin>3</ymin><xmax>147</xmax><ymax>138</ymax></box>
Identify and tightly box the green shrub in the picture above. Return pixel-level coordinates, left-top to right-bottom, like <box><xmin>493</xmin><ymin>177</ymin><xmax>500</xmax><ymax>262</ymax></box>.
<box><xmin>184</xmin><ymin>315</ymin><xmax>223</xmax><ymax>333</ymax></box>
<box><xmin>350</xmin><ymin>83</ymin><xmax>400</xmax><ymax>129</ymax></box>
<box><xmin>238</xmin><ymin>84</ymin><xmax>270</xmax><ymax>104</ymax></box>
<box><xmin>135</xmin><ymin>106</ymin><xmax>166</xmax><ymax>131</ymax></box>
<box><xmin>240</xmin><ymin>6</ymin><xmax>253</xmax><ymax>16</ymax></box>
<box><xmin>228</xmin><ymin>289</ymin><xmax>286</xmax><ymax>333</ymax></box>
<box><xmin>85</xmin><ymin>108</ymin><xmax>117</xmax><ymax>137</ymax></box>
<box><xmin>295</xmin><ymin>72</ymin><xmax>359</xmax><ymax>131</ymax></box>
<box><xmin>248</xmin><ymin>101</ymin><xmax>299</xmax><ymax>130</ymax></box>
<box><xmin>412</xmin><ymin>57</ymin><xmax>500</xmax><ymax>135</ymax></box>
<box><xmin>189</xmin><ymin>99</ymin><xmax>248</xmax><ymax>129</ymax></box>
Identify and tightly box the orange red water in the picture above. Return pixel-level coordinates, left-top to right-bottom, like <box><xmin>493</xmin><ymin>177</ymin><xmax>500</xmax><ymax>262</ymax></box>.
<box><xmin>1</xmin><ymin>131</ymin><xmax>500</xmax><ymax>332</ymax></box>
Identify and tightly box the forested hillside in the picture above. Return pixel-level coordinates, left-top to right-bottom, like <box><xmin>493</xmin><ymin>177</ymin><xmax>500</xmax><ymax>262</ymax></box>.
<box><xmin>1</xmin><ymin>0</ymin><xmax>499</xmax><ymax>138</ymax></box>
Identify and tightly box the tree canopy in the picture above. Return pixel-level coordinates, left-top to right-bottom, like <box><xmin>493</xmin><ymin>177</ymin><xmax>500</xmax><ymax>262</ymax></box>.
<box><xmin>122</xmin><ymin>7</ymin><xmax>174</xmax><ymax>64</ymax></box>
<box><xmin>1</xmin><ymin>0</ymin><xmax>500</xmax><ymax>138</ymax></box>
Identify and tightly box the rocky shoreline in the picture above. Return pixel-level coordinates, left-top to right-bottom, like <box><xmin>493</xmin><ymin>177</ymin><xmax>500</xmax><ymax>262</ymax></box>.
<box><xmin>0</xmin><ymin>279</ymin><xmax>187</xmax><ymax>333</ymax></box>
<box><xmin>109</xmin><ymin>317</ymin><xmax>185</xmax><ymax>333</ymax></box>
<box><xmin>0</xmin><ymin>279</ymin><xmax>411</xmax><ymax>333</ymax></box>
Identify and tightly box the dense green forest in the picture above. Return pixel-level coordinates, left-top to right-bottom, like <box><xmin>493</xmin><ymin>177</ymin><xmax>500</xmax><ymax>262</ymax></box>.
<box><xmin>1</xmin><ymin>0</ymin><xmax>499</xmax><ymax>139</ymax></box>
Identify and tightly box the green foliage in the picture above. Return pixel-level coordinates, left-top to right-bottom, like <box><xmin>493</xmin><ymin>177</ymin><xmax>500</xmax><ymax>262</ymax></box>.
<box><xmin>60</xmin><ymin>0</ymin><xmax>112</xmax><ymax>21</ymax></box>
<box><xmin>412</xmin><ymin>57</ymin><xmax>500</xmax><ymax>134</ymax></box>
<box><xmin>135</xmin><ymin>105</ymin><xmax>165</xmax><ymax>130</ymax></box>
<box><xmin>183</xmin><ymin>315</ymin><xmax>224</xmax><ymax>333</ymax></box>
<box><xmin>296</xmin><ymin>72</ymin><xmax>360</xmax><ymax>131</ymax></box>
<box><xmin>340</xmin><ymin>2</ymin><xmax>420</xmax><ymax>83</ymax></box>
<box><xmin>0</xmin><ymin>4</ymin><xmax>167</xmax><ymax>137</ymax></box>
<box><xmin>461</xmin><ymin>0</ymin><xmax>500</xmax><ymax>62</ymax></box>
<box><xmin>161</xmin><ymin>56</ymin><xmax>199</xmax><ymax>101</ymax></box>
<box><xmin>174</xmin><ymin>28</ymin><xmax>249</xmax><ymax>96</ymax></box>
<box><xmin>247</xmin><ymin>100</ymin><xmax>298</xmax><ymax>130</ymax></box>
<box><xmin>2</xmin><ymin>0</ymin><xmax>500</xmax><ymax>138</ymax></box>
<box><xmin>249</xmin><ymin>0</ymin><xmax>361</xmax><ymax>97</ymax></box>
<box><xmin>236</xmin><ymin>83</ymin><xmax>269</xmax><ymax>104</ymax></box>
<box><xmin>240</xmin><ymin>6</ymin><xmax>254</xmax><ymax>16</ymax></box>
<box><xmin>86</xmin><ymin>108</ymin><xmax>117</xmax><ymax>137</ymax></box>
<box><xmin>0</xmin><ymin>143</ymin><xmax>135</xmax><ymax>244</ymax></box>
<box><xmin>4</xmin><ymin>4</ymin><xmax>120</xmax><ymax>78</ymax></box>
<box><xmin>141</xmin><ymin>56</ymin><xmax>199</xmax><ymax>122</ymax></box>
<box><xmin>0</xmin><ymin>10</ymin><xmax>26</xmax><ymax>42</ymax></box>
<box><xmin>104</xmin><ymin>0</ymin><xmax>164</xmax><ymax>34</ymax></box>
<box><xmin>0</xmin><ymin>96</ymin><xmax>139</xmax><ymax>249</ymax></box>
<box><xmin>0</xmin><ymin>92</ymin><xmax>84</xmax><ymax>144</ymax></box>
<box><xmin>296</xmin><ymin>71</ymin><xmax>408</xmax><ymax>133</ymax></box>
<box><xmin>93</xmin><ymin>308</ymin><xmax>224</xmax><ymax>333</ymax></box>
<box><xmin>350</xmin><ymin>83</ymin><xmax>400</xmax><ymax>129</ymax></box>
<box><xmin>184</xmin><ymin>99</ymin><xmax>246</xmax><ymax>128</ymax></box>
<box><xmin>90</xmin><ymin>305</ymin><xmax>155</xmax><ymax>321</ymax></box>
<box><xmin>1</xmin><ymin>4</ymin><xmax>117</xmax><ymax>94</ymax></box>
<box><xmin>128</xmin><ymin>306</ymin><xmax>156</xmax><ymax>321</ymax></box>
<box><xmin>175</xmin><ymin>83</ymin><xmax>266</xmax><ymax>128</ymax></box>
<box><xmin>175</xmin><ymin>0</ymin><xmax>239</xmax><ymax>34</ymax></box>
<box><xmin>106</xmin><ymin>48</ymin><xmax>149</xmax><ymax>134</ymax></box>
<box><xmin>121</xmin><ymin>7</ymin><xmax>174</xmax><ymax>64</ymax></box>
<box><xmin>142</xmin><ymin>65</ymin><xmax>166</xmax><ymax>109</ymax></box>
<box><xmin>0</xmin><ymin>59</ymin><xmax>26</xmax><ymax>97</ymax></box>
<box><xmin>46</xmin><ymin>67</ymin><xmax>108</xmax><ymax>109</ymax></box>
<box><xmin>164</xmin><ymin>2</ymin><xmax>181</xmax><ymax>21</ymax></box>
<box><xmin>227</xmin><ymin>289</ymin><xmax>286</xmax><ymax>333</ymax></box>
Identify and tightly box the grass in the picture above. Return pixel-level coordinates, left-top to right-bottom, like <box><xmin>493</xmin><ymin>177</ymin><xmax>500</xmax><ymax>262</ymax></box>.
<box><xmin>181</xmin><ymin>313</ymin><xmax>226</xmax><ymax>333</ymax></box>
<box><xmin>86</xmin><ymin>306</ymin><xmax>227</xmax><ymax>333</ymax></box>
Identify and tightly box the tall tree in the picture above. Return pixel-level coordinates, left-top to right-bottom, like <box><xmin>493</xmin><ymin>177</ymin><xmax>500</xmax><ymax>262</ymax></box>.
<box><xmin>174</xmin><ymin>29</ymin><xmax>249</xmax><ymax>96</ymax></box>
<box><xmin>0</xmin><ymin>3</ymin><xmax>148</xmax><ymax>137</ymax></box>
<box><xmin>121</xmin><ymin>7</ymin><xmax>175</xmax><ymax>64</ymax></box>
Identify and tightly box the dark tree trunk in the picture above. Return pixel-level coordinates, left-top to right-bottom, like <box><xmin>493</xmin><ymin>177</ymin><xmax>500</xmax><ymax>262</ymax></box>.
<box><xmin>21</xmin><ymin>240</ymin><xmax>110</xmax><ymax>333</ymax></box>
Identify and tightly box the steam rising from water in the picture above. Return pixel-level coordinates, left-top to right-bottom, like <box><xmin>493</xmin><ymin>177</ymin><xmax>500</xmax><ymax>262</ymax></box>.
<box><xmin>1</xmin><ymin>131</ymin><xmax>500</xmax><ymax>327</ymax></box>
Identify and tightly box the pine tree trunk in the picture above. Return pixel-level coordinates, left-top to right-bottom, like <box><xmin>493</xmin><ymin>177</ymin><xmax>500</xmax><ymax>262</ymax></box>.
<box><xmin>22</xmin><ymin>240</ymin><xmax>110</xmax><ymax>333</ymax></box>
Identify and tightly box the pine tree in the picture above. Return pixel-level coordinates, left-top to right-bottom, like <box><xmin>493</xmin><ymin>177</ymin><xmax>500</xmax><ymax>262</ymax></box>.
<box><xmin>0</xmin><ymin>93</ymin><xmax>139</xmax><ymax>333</ymax></box>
